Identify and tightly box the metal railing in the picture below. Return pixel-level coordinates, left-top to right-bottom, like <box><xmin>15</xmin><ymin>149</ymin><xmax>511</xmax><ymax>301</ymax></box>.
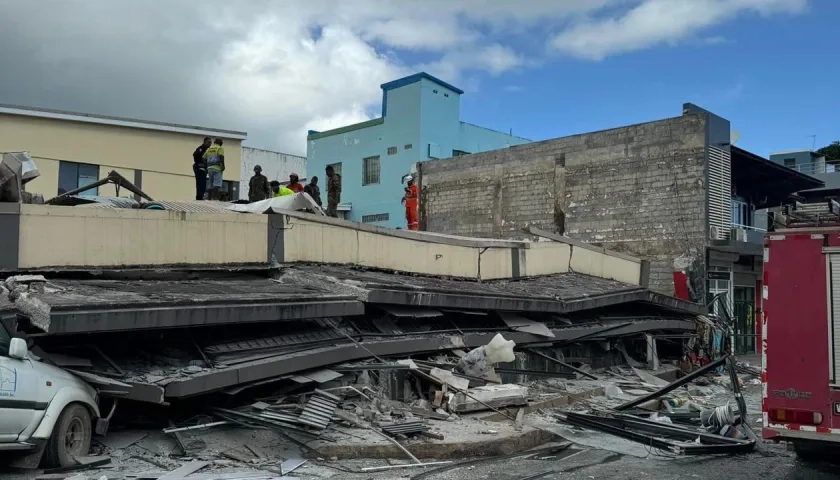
<box><xmin>791</xmin><ymin>162</ymin><xmax>840</xmax><ymax>176</ymax></box>
<box><xmin>730</xmin><ymin>223</ymin><xmax>766</xmax><ymax>232</ymax></box>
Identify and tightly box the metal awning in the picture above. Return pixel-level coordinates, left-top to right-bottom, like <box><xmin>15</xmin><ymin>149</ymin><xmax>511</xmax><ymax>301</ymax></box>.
<box><xmin>731</xmin><ymin>147</ymin><xmax>824</xmax><ymax>206</ymax></box>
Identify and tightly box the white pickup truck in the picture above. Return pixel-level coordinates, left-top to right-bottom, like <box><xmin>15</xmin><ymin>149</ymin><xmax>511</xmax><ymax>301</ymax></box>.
<box><xmin>0</xmin><ymin>323</ymin><xmax>105</xmax><ymax>468</ymax></box>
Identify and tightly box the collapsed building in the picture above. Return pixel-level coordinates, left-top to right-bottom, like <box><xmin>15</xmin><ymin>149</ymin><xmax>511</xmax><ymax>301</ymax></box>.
<box><xmin>0</xmin><ymin>180</ymin><xmax>704</xmax><ymax>407</ymax></box>
<box><xmin>0</xmin><ymin>155</ymin><xmax>770</xmax><ymax>478</ymax></box>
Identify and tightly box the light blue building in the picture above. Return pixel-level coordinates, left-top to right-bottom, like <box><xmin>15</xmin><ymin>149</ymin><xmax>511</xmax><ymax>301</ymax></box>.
<box><xmin>306</xmin><ymin>72</ymin><xmax>531</xmax><ymax>228</ymax></box>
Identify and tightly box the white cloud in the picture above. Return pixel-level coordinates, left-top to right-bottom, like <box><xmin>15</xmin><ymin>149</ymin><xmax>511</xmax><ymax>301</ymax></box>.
<box><xmin>217</xmin><ymin>21</ymin><xmax>407</xmax><ymax>152</ymax></box>
<box><xmin>703</xmin><ymin>35</ymin><xmax>729</xmax><ymax>45</ymax></box>
<box><xmin>550</xmin><ymin>0</ymin><xmax>808</xmax><ymax>60</ymax></box>
<box><xmin>0</xmin><ymin>0</ymin><xmax>807</xmax><ymax>155</ymax></box>
<box><xmin>361</xmin><ymin>18</ymin><xmax>478</xmax><ymax>50</ymax></box>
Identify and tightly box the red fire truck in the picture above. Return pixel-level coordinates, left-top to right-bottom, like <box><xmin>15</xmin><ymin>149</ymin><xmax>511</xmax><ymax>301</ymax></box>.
<box><xmin>762</xmin><ymin>200</ymin><xmax>840</xmax><ymax>459</ymax></box>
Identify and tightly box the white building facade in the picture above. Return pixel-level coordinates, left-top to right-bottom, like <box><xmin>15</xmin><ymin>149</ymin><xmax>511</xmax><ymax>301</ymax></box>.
<box><xmin>240</xmin><ymin>147</ymin><xmax>306</xmax><ymax>200</ymax></box>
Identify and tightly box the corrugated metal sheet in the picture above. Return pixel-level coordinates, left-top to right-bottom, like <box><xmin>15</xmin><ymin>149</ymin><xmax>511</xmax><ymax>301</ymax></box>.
<box><xmin>298</xmin><ymin>390</ymin><xmax>341</xmax><ymax>430</ymax></box>
<box><xmin>70</xmin><ymin>197</ymin><xmax>235</xmax><ymax>213</ymax></box>
<box><xmin>73</xmin><ymin>196</ymin><xmax>138</xmax><ymax>209</ymax></box>
<box><xmin>142</xmin><ymin>200</ymin><xmax>237</xmax><ymax>214</ymax></box>
<box><xmin>381</xmin><ymin>421</ymin><xmax>429</xmax><ymax>436</ymax></box>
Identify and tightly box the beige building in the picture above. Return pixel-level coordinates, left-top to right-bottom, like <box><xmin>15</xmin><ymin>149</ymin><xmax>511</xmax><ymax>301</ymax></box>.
<box><xmin>0</xmin><ymin>104</ymin><xmax>247</xmax><ymax>201</ymax></box>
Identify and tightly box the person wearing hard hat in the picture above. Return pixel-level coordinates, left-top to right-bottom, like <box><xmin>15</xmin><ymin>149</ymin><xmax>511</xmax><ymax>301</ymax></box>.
<box><xmin>288</xmin><ymin>173</ymin><xmax>304</xmax><ymax>193</ymax></box>
<box><xmin>401</xmin><ymin>175</ymin><xmax>419</xmax><ymax>231</ymax></box>
<box><xmin>270</xmin><ymin>180</ymin><xmax>294</xmax><ymax>197</ymax></box>
<box><xmin>248</xmin><ymin>165</ymin><xmax>270</xmax><ymax>202</ymax></box>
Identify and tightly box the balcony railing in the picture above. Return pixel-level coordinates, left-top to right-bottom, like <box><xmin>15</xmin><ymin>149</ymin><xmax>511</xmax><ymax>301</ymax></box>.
<box><xmin>791</xmin><ymin>162</ymin><xmax>840</xmax><ymax>175</ymax></box>
<box><xmin>730</xmin><ymin>223</ymin><xmax>765</xmax><ymax>244</ymax></box>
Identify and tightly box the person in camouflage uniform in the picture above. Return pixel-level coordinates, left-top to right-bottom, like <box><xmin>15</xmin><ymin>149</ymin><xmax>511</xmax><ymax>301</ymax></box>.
<box><xmin>248</xmin><ymin>165</ymin><xmax>270</xmax><ymax>202</ymax></box>
<box><xmin>325</xmin><ymin>165</ymin><xmax>341</xmax><ymax>217</ymax></box>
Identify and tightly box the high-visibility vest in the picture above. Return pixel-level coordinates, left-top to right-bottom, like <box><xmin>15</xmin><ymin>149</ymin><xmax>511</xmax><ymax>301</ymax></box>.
<box><xmin>272</xmin><ymin>187</ymin><xmax>294</xmax><ymax>197</ymax></box>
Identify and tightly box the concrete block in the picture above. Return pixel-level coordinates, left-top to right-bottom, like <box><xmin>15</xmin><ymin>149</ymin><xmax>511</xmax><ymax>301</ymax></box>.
<box><xmin>450</xmin><ymin>384</ymin><xmax>529</xmax><ymax>413</ymax></box>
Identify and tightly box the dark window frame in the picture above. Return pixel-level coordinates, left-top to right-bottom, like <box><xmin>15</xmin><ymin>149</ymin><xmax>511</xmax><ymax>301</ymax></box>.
<box><xmin>362</xmin><ymin>156</ymin><xmax>381</xmax><ymax>186</ymax></box>
<box><xmin>58</xmin><ymin>161</ymin><xmax>100</xmax><ymax>196</ymax></box>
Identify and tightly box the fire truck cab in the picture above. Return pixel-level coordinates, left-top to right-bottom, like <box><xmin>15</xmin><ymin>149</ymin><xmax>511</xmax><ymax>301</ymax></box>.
<box><xmin>762</xmin><ymin>200</ymin><xmax>840</xmax><ymax>459</ymax></box>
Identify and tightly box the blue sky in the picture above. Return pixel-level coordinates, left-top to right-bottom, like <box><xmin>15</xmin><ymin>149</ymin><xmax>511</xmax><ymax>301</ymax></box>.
<box><xmin>0</xmin><ymin>0</ymin><xmax>836</xmax><ymax>156</ymax></box>
<box><xmin>452</xmin><ymin>1</ymin><xmax>839</xmax><ymax>156</ymax></box>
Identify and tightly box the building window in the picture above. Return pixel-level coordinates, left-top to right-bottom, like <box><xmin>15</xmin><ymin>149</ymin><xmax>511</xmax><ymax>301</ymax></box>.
<box><xmin>404</xmin><ymin>144</ymin><xmax>413</xmax><ymax>150</ymax></box>
<box><xmin>362</xmin><ymin>156</ymin><xmax>380</xmax><ymax>186</ymax></box>
<box><xmin>362</xmin><ymin>213</ymin><xmax>389</xmax><ymax>223</ymax></box>
<box><xmin>387</xmin><ymin>146</ymin><xmax>398</xmax><ymax>155</ymax></box>
<box><xmin>452</xmin><ymin>149</ymin><xmax>471</xmax><ymax>157</ymax></box>
<box><xmin>327</xmin><ymin>162</ymin><xmax>342</xmax><ymax>176</ymax></box>
<box><xmin>58</xmin><ymin>161</ymin><xmax>99</xmax><ymax>197</ymax></box>
<box><xmin>731</xmin><ymin>198</ymin><xmax>752</xmax><ymax>228</ymax></box>
<box><xmin>783</xmin><ymin>158</ymin><xmax>796</xmax><ymax>169</ymax></box>
<box><xmin>444</xmin><ymin>93</ymin><xmax>449</xmax><ymax>98</ymax></box>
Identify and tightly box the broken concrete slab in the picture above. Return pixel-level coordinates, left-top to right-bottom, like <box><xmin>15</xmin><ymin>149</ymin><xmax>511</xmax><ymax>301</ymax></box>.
<box><xmin>313</xmin><ymin>419</ymin><xmax>556</xmax><ymax>460</ymax></box>
<box><xmin>500</xmin><ymin>313</ymin><xmax>555</xmax><ymax>338</ymax></box>
<box><xmin>632</xmin><ymin>367</ymin><xmax>669</xmax><ymax>387</ymax></box>
<box><xmin>283</xmin><ymin>265</ymin><xmax>706</xmax><ymax>316</ymax></box>
<box><xmin>157</xmin><ymin>460</ymin><xmax>209</xmax><ymax>480</ymax></box>
<box><xmin>479</xmin><ymin>386</ymin><xmax>605</xmax><ymax>422</ymax></box>
<box><xmin>450</xmin><ymin>384</ymin><xmax>529</xmax><ymax>413</ymax></box>
<box><xmin>162</xmin><ymin>321</ymin><xmax>697</xmax><ymax>399</ymax></box>
<box><xmin>429</xmin><ymin>368</ymin><xmax>470</xmax><ymax>392</ymax></box>
<box><xmin>5</xmin><ymin>274</ymin><xmax>47</xmax><ymax>291</ymax></box>
<box><xmin>15</xmin><ymin>278</ymin><xmax>364</xmax><ymax>335</ymax></box>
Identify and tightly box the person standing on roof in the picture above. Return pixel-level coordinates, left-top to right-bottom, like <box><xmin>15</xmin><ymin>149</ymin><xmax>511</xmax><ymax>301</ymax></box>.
<box><xmin>248</xmin><ymin>165</ymin><xmax>270</xmax><ymax>202</ymax></box>
<box><xmin>192</xmin><ymin>137</ymin><xmax>211</xmax><ymax>200</ymax></box>
<box><xmin>325</xmin><ymin>165</ymin><xmax>341</xmax><ymax>217</ymax></box>
<box><xmin>270</xmin><ymin>180</ymin><xmax>294</xmax><ymax>197</ymax></box>
<box><xmin>303</xmin><ymin>176</ymin><xmax>322</xmax><ymax>206</ymax></box>
<box><xmin>288</xmin><ymin>173</ymin><xmax>304</xmax><ymax>193</ymax></box>
<box><xmin>202</xmin><ymin>137</ymin><xmax>225</xmax><ymax>200</ymax></box>
<box><xmin>401</xmin><ymin>175</ymin><xmax>419</xmax><ymax>230</ymax></box>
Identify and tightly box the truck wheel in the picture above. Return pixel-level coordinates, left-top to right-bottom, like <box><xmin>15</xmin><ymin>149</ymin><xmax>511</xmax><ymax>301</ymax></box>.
<box><xmin>43</xmin><ymin>403</ymin><xmax>92</xmax><ymax>468</ymax></box>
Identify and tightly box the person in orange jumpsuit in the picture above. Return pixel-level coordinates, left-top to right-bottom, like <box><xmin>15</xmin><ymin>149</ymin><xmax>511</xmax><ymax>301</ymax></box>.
<box><xmin>401</xmin><ymin>175</ymin><xmax>419</xmax><ymax>230</ymax></box>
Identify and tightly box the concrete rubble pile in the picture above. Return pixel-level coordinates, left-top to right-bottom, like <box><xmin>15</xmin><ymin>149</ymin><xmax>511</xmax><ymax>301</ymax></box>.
<box><xmin>23</xmin><ymin>336</ymin><xmax>764</xmax><ymax>480</ymax></box>
<box><xmin>545</xmin><ymin>355</ymin><xmax>761</xmax><ymax>458</ymax></box>
<box><xmin>0</xmin><ymin>259</ymin><xmax>734</xmax><ymax>478</ymax></box>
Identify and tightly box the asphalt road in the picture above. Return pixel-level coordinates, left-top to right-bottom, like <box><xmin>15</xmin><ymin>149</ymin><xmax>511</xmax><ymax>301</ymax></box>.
<box><xmin>407</xmin><ymin>443</ymin><xmax>840</xmax><ymax>480</ymax></box>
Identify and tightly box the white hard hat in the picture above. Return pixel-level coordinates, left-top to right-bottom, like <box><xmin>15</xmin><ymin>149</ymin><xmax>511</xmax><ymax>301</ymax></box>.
<box><xmin>405</xmin><ymin>175</ymin><xmax>413</xmax><ymax>182</ymax></box>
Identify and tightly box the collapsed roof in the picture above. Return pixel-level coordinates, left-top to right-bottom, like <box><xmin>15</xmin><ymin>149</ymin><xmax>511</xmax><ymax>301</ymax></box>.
<box><xmin>0</xmin><ymin>200</ymin><xmax>705</xmax><ymax>404</ymax></box>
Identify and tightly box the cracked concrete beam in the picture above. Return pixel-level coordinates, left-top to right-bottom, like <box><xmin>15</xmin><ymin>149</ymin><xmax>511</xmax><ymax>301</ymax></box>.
<box><xmin>15</xmin><ymin>291</ymin><xmax>51</xmax><ymax>332</ymax></box>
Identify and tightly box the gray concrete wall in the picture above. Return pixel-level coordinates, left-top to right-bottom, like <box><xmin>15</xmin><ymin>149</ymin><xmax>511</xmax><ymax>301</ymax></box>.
<box><xmin>418</xmin><ymin>113</ymin><xmax>709</xmax><ymax>294</ymax></box>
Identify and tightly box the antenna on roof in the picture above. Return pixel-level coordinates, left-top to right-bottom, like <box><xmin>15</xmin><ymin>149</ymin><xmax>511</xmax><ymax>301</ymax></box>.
<box><xmin>807</xmin><ymin>134</ymin><xmax>817</xmax><ymax>151</ymax></box>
